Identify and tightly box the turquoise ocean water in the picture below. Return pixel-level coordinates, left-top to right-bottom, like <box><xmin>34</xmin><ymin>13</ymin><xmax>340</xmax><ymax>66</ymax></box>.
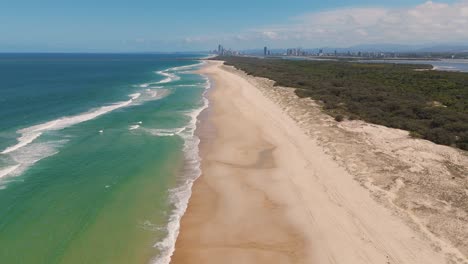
<box><xmin>0</xmin><ymin>53</ymin><xmax>209</xmax><ymax>264</ymax></box>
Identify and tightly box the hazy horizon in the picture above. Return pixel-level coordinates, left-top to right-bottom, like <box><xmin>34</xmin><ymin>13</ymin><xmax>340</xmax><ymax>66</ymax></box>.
<box><xmin>1</xmin><ymin>42</ymin><xmax>468</xmax><ymax>54</ymax></box>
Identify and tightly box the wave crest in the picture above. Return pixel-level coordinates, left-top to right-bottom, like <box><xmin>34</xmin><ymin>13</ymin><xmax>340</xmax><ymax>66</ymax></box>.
<box><xmin>0</xmin><ymin>93</ymin><xmax>142</xmax><ymax>179</ymax></box>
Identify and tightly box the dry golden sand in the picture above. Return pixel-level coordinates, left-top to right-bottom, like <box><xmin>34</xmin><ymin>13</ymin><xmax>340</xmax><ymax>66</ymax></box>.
<box><xmin>170</xmin><ymin>61</ymin><xmax>467</xmax><ymax>264</ymax></box>
<box><xmin>219</xmin><ymin>62</ymin><xmax>468</xmax><ymax>263</ymax></box>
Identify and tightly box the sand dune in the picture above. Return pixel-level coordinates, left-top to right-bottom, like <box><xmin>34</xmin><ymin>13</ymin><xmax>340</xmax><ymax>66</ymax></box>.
<box><xmin>171</xmin><ymin>61</ymin><xmax>466</xmax><ymax>264</ymax></box>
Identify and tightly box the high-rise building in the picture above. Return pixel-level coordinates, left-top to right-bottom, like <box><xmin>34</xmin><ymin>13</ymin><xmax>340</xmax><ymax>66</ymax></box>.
<box><xmin>218</xmin><ymin>44</ymin><xmax>223</xmax><ymax>54</ymax></box>
<box><xmin>264</xmin><ymin>46</ymin><xmax>268</xmax><ymax>56</ymax></box>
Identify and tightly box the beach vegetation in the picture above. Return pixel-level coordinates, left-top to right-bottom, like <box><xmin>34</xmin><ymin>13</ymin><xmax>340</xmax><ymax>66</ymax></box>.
<box><xmin>216</xmin><ymin>56</ymin><xmax>468</xmax><ymax>150</ymax></box>
<box><xmin>334</xmin><ymin>115</ymin><xmax>344</xmax><ymax>122</ymax></box>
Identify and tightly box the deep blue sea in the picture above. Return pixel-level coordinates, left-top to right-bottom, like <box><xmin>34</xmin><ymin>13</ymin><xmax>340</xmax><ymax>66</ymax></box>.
<box><xmin>0</xmin><ymin>53</ymin><xmax>209</xmax><ymax>264</ymax></box>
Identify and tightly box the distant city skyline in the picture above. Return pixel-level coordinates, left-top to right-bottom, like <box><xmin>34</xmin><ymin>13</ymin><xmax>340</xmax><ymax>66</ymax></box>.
<box><xmin>0</xmin><ymin>0</ymin><xmax>465</xmax><ymax>52</ymax></box>
<box><xmin>211</xmin><ymin>43</ymin><xmax>468</xmax><ymax>59</ymax></box>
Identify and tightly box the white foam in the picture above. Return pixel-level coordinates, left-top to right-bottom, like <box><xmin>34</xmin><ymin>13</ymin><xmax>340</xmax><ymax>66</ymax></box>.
<box><xmin>143</xmin><ymin>127</ymin><xmax>185</xmax><ymax>137</ymax></box>
<box><xmin>151</xmin><ymin>75</ymin><xmax>211</xmax><ymax>264</ymax></box>
<box><xmin>129</xmin><ymin>93</ymin><xmax>141</xmax><ymax>100</ymax></box>
<box><xmin>140</xmin><ymin>83</ymin><xmax>164</xmax><ymax>88</ymax></box>
<box><xmin>1</xmin><ymin>132</ymin><xmax>42</xmax><ymax>154</ymax></box>
<box><xmin>139</xmin><ymin>220</ymin><xmax>163</xmax><ymax>232</ymax></box>
<box><xmin>168</xmin><ymin>62</ymin><xmax>204</xmax><ymax>72</ymax></box>
<box><xmin>137</xmin><ymin>61</ymin><xmax>204</xmax><ymax>89</ymax></box>
<box><xmin>2</xmin><ymin>139</ymin><xmax>67</xmax><ymax>180</ymax></box>
<box><xmin>155</xmin><ymin>70</ymin><xmax>180</xmax><ymax>84</ymax></box>
<box><xmin>129</xmin><ymin>125</ymin><xmax>140</xmax><ymax>130</ymax></box>
<box><xmin>131</xmin><ymin>89</ymin><xmax>171</xmax><ymax>105</ymax></box>
<box><xmin>145</xmin><ymin>89</ymin><xmax>160</xmax><ymax>98</ymax></box>
<box><xmin>201</xmin><ymin>54</ymin><xmax>216</xmax><ymax>60</ymax></box>
<box><xmin>0</xmin><ymin>165</ymin><xmax>20</xmax><ymax>179</ymax></box>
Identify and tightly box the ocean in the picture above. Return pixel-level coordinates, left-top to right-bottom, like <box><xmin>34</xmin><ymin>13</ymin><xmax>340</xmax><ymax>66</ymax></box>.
<box><xmin>0</xmin><ymin>53</ymin><xmax>209</xmax><ymax>263</ymax></box>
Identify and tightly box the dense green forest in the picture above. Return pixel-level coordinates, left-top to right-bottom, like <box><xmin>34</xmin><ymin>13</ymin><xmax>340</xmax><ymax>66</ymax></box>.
<box><xmin>215</xmin><ymin>56</ymin><xmax>468</xmax><ymax>150</ymax></box>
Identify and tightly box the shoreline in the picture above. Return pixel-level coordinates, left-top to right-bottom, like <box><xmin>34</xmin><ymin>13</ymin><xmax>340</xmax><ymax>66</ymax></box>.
<box><xmin>153</xmin><ymin>64</ymin><xmax>212</xmax><ymax>264</ymax></box>
<box><xmin>170</xmin><ymin>60</ymin><xmax>466</xmax><ymax>264</ymax></box>
<box><xmin>172</xmin><ymin>61</ymin><xmax>310</xmax><ymax>263</ymax></box>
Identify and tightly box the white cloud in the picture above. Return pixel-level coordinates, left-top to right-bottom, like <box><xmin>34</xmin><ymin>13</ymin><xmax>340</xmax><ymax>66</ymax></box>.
<box><xmin>178</xmin><ymin>1</ymin><xmax>468</xmax><ymax>49</ymax></box>
<box><xmin>261</xmin><ymin>31</ymin><xmax>279</xmax><ymax>40</ymax></box>
<box><xmin>248</xmin><ymin>0</ymin><xmax>468</xmax><ymax>46</ymax></box>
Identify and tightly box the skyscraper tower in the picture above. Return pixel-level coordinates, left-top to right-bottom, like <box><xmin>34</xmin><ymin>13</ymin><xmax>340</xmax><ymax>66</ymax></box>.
<box><xmin>264</xmin><ymin>46</ymin><xmax>268</xmax><ymax>56</ymax></box>
<box><xmin>218</xmin><ymin>44</ymin><xmax>222</xmax><ymax>54</ymax></box>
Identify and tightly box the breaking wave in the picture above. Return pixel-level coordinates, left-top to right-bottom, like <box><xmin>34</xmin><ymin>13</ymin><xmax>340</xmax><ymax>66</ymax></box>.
<box><xmin>0</xmin><ymin>93</ymin><xmax>144</xmax><ymax>179</ymax></box>
<box><xmin>151</xmin><ymin>74</ymin><xmax>210</xmax><ymax>264</ymax></box>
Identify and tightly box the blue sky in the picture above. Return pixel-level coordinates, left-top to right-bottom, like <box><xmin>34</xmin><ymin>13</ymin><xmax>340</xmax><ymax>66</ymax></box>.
<box><xmin>0</xmin><ymin>0</ymin><xmax>463</xmax><ymax>52</ymax></box>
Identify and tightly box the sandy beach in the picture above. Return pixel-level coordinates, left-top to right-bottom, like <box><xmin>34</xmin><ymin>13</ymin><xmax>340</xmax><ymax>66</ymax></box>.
<box><xmin>171</xmin><ymin>60</ymin><xmax>467</xmax><ymax>264</ymax></box>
